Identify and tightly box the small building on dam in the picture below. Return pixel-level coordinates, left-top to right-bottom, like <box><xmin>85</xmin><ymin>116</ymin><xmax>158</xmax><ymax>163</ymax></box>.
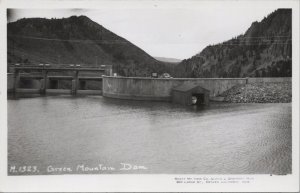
<box><xmin>172</xmin><ymin>84</ymin><xmax>210</xmax><ymax>106</ymax></box>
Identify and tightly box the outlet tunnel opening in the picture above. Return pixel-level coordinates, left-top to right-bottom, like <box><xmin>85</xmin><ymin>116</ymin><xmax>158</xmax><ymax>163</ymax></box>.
<box><xmin>192</xmin><ymin>93</ymin><xmax>205</xmax><ymax>105</ymax></box>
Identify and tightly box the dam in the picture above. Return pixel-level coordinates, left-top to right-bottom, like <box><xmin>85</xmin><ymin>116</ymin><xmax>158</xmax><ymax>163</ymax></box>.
<box><xmin>102</xmin><ymin>76</ymin><xmax>247</xmax><ymax>101</ymax></box>
<box><xmin>7</xmin><ymin>65</ymin><xmax>112</xmax><ymax>95</ymax></box>
<box><xmin>7</xmin><ymin>65</ymin><xmax>291</xmax><ymax>102</ymax></box>
<box><xmin>101</xmin><ymin>76</ymin><xmax>291</xmax><ymax>102</ymax></box>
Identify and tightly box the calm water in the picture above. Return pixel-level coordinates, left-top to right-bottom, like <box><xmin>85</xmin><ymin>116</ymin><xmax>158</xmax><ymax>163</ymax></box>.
<box><xmin>8</xmin><ymin>96</ymin><xmax>292</xmax><ymax>175</ymax></box>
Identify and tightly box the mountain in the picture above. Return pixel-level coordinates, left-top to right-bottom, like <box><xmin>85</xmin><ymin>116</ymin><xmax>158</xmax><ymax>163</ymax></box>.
<box><xmin>154</xmin><ymin>57</ymin><xmax>182</xmax><ymax>63</ymax></box>
<box><xmin>174</xmin><ymin>9</ymin><xmax>292</xmax><ymax>78</ymax></box>
<box><xmin>7</xmin><ymin>16</ymin><xmax>167</xmax><ymax>77</ymax></box>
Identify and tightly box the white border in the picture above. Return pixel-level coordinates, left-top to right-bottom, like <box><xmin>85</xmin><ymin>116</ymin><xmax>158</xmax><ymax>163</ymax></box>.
<box><xmin>0</xmin><ymin>0</ymin><xmax>299</xmax><ymax>192</ymax></box>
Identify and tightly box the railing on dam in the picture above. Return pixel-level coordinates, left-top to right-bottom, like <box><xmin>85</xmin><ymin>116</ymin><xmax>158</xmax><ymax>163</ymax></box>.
<box><xmin>8</xmin><ymin>65</ymin><xmax>112</xmax><ymax>95</ymax></box>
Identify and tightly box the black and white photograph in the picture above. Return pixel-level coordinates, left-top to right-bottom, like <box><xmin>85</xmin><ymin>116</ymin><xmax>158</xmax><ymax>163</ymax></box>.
<box><xmin>0</xmin><ymin>0</ymin><xmax>299</xmax><ymax>192</ymax></box>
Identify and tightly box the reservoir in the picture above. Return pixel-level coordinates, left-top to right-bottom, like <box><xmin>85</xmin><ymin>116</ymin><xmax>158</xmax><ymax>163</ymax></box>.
<box><xmin>8</xmin><ymin>96</ymin><xmax>291</xmax><ymax>175</ymax></box>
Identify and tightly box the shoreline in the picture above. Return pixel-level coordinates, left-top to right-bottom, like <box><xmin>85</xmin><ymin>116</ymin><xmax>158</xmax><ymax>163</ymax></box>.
<box><xmin>8</xmin><ymin>81</ymin><xmax>292</xmax><ymax>104</ymax></box>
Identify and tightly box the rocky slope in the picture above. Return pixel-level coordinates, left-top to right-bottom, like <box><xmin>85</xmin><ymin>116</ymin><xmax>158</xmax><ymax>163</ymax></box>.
<box><xmin>220</xmin><ymin>82</ymin><xmax>291</xmax><ymax>103</ymax></box>
<box><xmin>174</xmin><ymin>9</ymin><xmax>292</xmax><ymax>78</ymax></box>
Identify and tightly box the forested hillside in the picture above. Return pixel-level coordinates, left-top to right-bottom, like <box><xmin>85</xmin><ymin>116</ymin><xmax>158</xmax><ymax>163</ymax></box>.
<box><xmin>8</xmin><ymin>16</ymin><xmax>167</xmax><ymax>76</ymax></box>
<box><xmin>174</xmin><ymin>9</ymin><xmax>292</xmax><ymax>78</ymax></box>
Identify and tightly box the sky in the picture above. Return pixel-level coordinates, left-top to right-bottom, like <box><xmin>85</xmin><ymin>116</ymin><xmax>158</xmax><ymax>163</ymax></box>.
<box><xmin>7</xmin><ymin>1</ymin><xmax>285</xmax><ymax>59</ymax></box>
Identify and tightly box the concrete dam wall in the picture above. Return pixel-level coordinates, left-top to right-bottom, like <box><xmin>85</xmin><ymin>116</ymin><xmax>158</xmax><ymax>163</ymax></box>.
<box><xmin>102</xmin><ymin>76</ymin><xmax>248</xmax><ymax>101</ymax></box>
<box><xmin>8</xmin><ymin>73</ymin><xmax>292</xmax><ymax>100</ymax></box>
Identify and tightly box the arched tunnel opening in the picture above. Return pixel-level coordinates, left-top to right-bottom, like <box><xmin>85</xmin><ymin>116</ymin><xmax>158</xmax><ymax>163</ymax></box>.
<box><xmin>192</xmin><ymin>93</ymin><xmax>205</xmax><ymax>105</ymax></box>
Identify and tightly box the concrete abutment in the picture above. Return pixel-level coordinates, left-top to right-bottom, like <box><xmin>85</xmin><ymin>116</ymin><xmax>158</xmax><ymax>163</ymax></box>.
<box><xmin>102</xmin><ymin>76</ymin><xmax>291</xmax><ymax>102</ymax></box>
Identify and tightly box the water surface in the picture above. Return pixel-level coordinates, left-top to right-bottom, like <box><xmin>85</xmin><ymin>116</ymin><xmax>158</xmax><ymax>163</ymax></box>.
<box><xmin>8</xmin><ymin>96</ymin><xmax>292</xmax><ymax>175</ymax></box>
